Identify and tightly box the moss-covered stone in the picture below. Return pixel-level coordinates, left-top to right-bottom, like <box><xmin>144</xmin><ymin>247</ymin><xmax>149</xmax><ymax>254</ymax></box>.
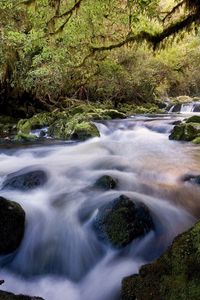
<box><xmin>94</xmin><ymin>175</ymin><xmax>118</xmax><ymax>190</ymax></box>
<box><xmin>121</xmin><ymin>220</ymin><xmax>200</xmax><ymax>300</ymax></box>
<box><xmin>17</xmin><ymin>112</ymin><xmax>56</xmax><ymax>134</ymax></box>
<box><xmin>93</xmin><ymin>195</ymin><xmax>154</xmax><ymax>248</ymax></box>
<box><xmin>192</xmin><ymin>137</ymin><xmax>200</xmax><ymax>144</ymax></box>
<box><xmin>71</xmin><ymin>122</ymin><xmax>100</xmax><ymax>140</ymax></box>
<box><xmin>15</xmin><ymin>133</ymin><xmax>38</xmax><ymax>142</ymax></box>
<box><xmin>186</xmin><ymin>116</ymin><xmax>200</xmax><ymax>124</ymax></box>
<box><xmin>169</xmin><ymin>123</ymin><xmax>200</xmax><ymax>141</ymax></box>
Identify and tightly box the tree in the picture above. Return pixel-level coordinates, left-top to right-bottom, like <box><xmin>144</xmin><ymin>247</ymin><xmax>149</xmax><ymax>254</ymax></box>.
<box><xmin>0</xmin><ymin>0</ymin><xmax>200</xmax><ymax>116</ymax></box>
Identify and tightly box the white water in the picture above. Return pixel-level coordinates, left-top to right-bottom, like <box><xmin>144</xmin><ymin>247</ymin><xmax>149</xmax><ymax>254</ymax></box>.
<box><xmin>168</xmin><ymin>101</ymin><xmax>200</xmax><ymax>113</ymax></box>
<box><xmin>0</xmin><ymin>115</ymin><xmax>199</xmax><ymax>300</ymax></box>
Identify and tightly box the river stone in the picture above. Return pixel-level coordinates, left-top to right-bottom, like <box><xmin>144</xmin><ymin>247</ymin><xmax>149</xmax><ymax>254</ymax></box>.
<box><xmin>169</xmin><ymin>123</ymin><xmax>200</xmax><ymax>141</ymax></box>
<box><xmin>2</xmin><ymin>168</ymin><xmax>48</xmax><ymax>191</ymax></box>
<box><xmin>0</xmin><ymin>197</ymin><xmax>25</xmax><ymax>254</ymax></box>
<box><xmin>182</xmin><ymin>174</ymin><xmax>200</xmax><ymax>185</ymax></box>
<box><xmin>0</xmin><ymin>290</ymin><xmax>44</xmax><ymax>300</ymax></box>
<box><xmin>93</xmin><ymin>195</ymin><xmax>154</xmax><ymax>247</ymax></box>
<box><xmin>185</xmin><ymin>115</ymin><xmax>200</xmax><ymax>123</ymax></box>
<box><xmin>94</xmin><ymin>175</ymin><xmax>117</xmax><ymax>190</ymax></box>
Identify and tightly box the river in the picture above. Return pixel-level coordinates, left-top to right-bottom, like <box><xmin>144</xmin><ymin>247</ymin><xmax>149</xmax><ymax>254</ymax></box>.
<box><xmin>0</xmin><ymin>112</ymin><xmax>199</xmax><ymax>300</ymax></box>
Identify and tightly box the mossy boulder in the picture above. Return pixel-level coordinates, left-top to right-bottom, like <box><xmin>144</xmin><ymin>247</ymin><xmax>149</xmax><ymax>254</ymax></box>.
<box><xmin>71</xmin><ymin>121</ymin><xmax>100</xmax><ymax>140</ymax></box>
<box><xmin>93</xmin><ymin>195</ymin><xmax>154</xmax><ymax>248</ymax></box>
<box><xmin>17</xmin><ymin>112</ymin><xmax>55</xmax><ymax>135</ymax></box>
<box><xmin>185</xmin><ymin>116</ymin><xmax>200</xmax><ymax>124</ymax></box>
<box><xmin>48</xmin><ymin>115</ymin><xmax>100</xmax><ymax>140</ymax></box>
<box><xmin>0</xmin><ymin>197</ymin><xmax>25</xmax><ymax>255</ymax></box>
<box><xmin>169</xmin><ymin>123</ymin><xmax>200</xmax><ymax>141</ymax></box>
<box><xmin>192</xmin><ymin>137</ymin><xmax>200</xmax><ymax>144</ymax></box>
<box><xmin>121</xmin><ymin>220</ymin><xmax>200</xmax><ymax>300</ymax></box>
<box><xmin>2</xmin><ymin>168</ymin><xmax>48</xmax><ymax>191</ymax></box>
<box><xmin>94</xmin><ymin>175</ymin><xmax>118</xmax><ymax>190</ymax></box>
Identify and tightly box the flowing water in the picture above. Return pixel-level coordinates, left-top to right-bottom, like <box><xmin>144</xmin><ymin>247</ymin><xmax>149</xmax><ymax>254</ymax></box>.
<box><xmin>168</xmin><ymin>101</ymin><xmax>200</xmax><ymax>113</ymax></box>
<box><xmin>0</xmin><ymin>113</ymin><xmax>200</xmax><ymax>300</ymax></box>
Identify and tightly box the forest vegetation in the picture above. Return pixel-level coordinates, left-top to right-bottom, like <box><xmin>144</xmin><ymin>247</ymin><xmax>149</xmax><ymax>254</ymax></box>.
<box><xmin>0</xmin><ymin>0</ymin><xmax>200</xmax><ymax>117</ymax></box>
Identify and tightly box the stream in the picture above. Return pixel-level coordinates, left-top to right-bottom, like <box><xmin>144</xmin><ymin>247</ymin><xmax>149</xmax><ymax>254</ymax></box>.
<box><xmin>0</xmin><ymin>112</ymin><xmax>200</xmax><ymax>300</ymax></box>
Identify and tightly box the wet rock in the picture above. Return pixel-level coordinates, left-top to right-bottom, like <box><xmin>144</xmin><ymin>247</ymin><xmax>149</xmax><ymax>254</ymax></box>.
<box><xmin>182</xmin><ymin>174</ymin><xmax>200</xmax><ymax>185</ymax></box>
<box><xmin>168</xmin><ymin>103</ymin><xmax>182</xmax><ymax>113</ymax></box>
<box><xmin>93</xmin><ymin>195</ymin><xmax>154</xmax><ymax>247</ymax></box>
<box><xmin>2</xmin><ymin>168</ymin><xmax>48</xmax><ymax>191</ymax></box>
<box><xmin>0</xmin><ymin>197</ymin><xmax>25</xmax><ymax>254</ymax></box>
<box><xmin>185</xmin><ymin>115</ymin><xmax>200</xmax><ymax>124</ymax></box>
<box><xmin>71</xmin><ymin>122</ymin><xmax>100</xmax><ymax>140</ymax></box>
<box><xmin>121</xmin><ymin>220</ymin><xmax>200</xmax><ymax>300</ymax></box>
<box><xmin>171</xmin><ymin>120</ymin><xmax>182</xmax><ymax>126</ymax></box>
<box><xmin>94</xmin><ymin>175</ymin><xmax>117</xmax><ymax>190</ymax></box>
<box><xmin>0</xmin><ymin>290</ymin><xmax>44</xmax><ymax>300</ymax></box>
<box><xmin>169</xmin><ymin>123</ymin><xmax>200</xmax><ymax>141</ymax></box>
<box><xmin>193</xmin><ymin>105</ymin><xmax>200</xmax><ymax>112</ymax></box>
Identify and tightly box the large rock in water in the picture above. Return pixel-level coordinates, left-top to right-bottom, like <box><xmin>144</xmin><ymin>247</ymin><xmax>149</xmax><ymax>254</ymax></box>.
<box><xmin>2</xmin><ymin>168</ymin><xmax>48</xmax><ymax>191</ymax></box>
<box><xmin>121</xmin><ymin>220</ymin><xmax>200</xmax><ymax>300</ymax></box>
<box><xmin>169</xmin><ymin>123</ymin><xmax>200</xmax><ymax>141</ymax></box>
<box><xmin>93</xmin><ymin>195</ymin><xmax>154</xmax><ymax>247</ymax></box>
<box><xmin>0</xmin><ymin>290</ymin><xmax>44</xmax><ymax>300</ymax></box>
<box><xmin>0</xmin><ymin>197</ymin><xmax>25</xmax><ymax>254</ymax></box>
<box><xmin>94</xmin><ymin>175</ymin><xmax>118</xmax><ymax>190</ymax></box>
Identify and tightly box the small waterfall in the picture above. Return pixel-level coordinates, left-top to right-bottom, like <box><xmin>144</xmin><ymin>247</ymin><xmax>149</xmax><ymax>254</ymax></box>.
<box><xmin>168</xmin><ymin>102</ymin><xmax>200</xmax><ymax>113</ymax></box>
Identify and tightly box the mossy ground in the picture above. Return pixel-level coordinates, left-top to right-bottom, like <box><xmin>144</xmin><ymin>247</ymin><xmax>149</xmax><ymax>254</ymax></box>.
<box><xmin>122</xmin><ymin>221</ymin><xmax>200</xmax><ymax>300</ymax></box>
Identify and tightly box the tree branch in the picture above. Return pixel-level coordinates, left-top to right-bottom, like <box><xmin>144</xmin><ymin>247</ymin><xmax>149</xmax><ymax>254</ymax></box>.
<box><xmin>162</xmin><ymin>1</ymin><xmax>185</xmax><ymax>23</ymax></box>
<box><xmin>92</xmin><ymin>11</ymin><xmax>200</xmax><ymax>52</ymax></box>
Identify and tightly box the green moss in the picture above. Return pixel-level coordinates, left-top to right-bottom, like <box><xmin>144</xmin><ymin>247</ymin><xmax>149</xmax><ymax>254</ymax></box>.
<box><xmin>122</xmin><ymin>221</ymin><xmax>200</xmax><ymax>300</ymax></box>
<box><xmin>94</xmin><ymin>195</ymin><xmax>153</xmax><ymax>248</ymax></box>
<box><xmin>15</xmin><ymin>133</ymin><xmax>38</xmax><ymax>141</ymax></box>
<box><xmin>17</xmin><ymin>112</ymin><xmax>56</xmax><ymax>134</ymax></box>
<box><xmin>186</xmin><ymin>116</ymin><xmax>200</xmax><ymax>124</ymax></box>
<box><xmin>192</xmin><ymin>137</ymin><xmax>200</xmax><ymax>144</ymax></box>
<box><xmin>72</xmin><ymin>122</ymin><xmax>100</xmax><ymax>140</ymax></box>
<box><xmin>169</xmin><ymin>123</ymin><xmax>200</xmax><ymax>141</ymax></box>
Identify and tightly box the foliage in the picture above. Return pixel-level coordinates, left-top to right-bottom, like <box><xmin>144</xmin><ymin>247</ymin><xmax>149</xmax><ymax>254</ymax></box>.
<box><xmin>0</xmin><ymin>0</ymin><xmax>200</xmax><ymax>115</ymax></box>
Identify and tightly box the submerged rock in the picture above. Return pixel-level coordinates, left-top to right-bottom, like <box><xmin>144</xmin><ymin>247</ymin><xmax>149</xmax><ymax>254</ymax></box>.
<box><xmin>121</xmin><ymin>220</ymin><xmax>200</xmax><ymax>300</ymax></box>
<box><xmin>2</xmin><ymin>168</ymin><xmax>48</xmax><ymax>191</ymax></box>
<box><xmin>93</xmin><ymin>195</ymin><xmax>154</xmax><ymax>247</ymax></box>
<box><xmin>0</xmin><ymin>197</ymin><xmax>25</xmax><ymax>254</ymax></box>
<box><xmin>0</xmin><ymin>290</ymin><xmax>44</xmax><ymax>300</ymax></box>
<box><xmin>94</xmin><ymin>175</ymin><xmax>118</xmax><ymax>190</ymax></box>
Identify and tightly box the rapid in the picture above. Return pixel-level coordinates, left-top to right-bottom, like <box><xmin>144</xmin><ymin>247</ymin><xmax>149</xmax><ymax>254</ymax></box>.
<box><xmin>0</xmin><ymin>112</ymin><xmax>199</xmax><ymax>300</ymax></box>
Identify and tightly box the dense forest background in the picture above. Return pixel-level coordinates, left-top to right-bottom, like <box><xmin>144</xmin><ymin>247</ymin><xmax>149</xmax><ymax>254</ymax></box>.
<box><xmin>0</xmin><ymin>0</ymin><xmax>200</xmax><ymax>116</ymax></box>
